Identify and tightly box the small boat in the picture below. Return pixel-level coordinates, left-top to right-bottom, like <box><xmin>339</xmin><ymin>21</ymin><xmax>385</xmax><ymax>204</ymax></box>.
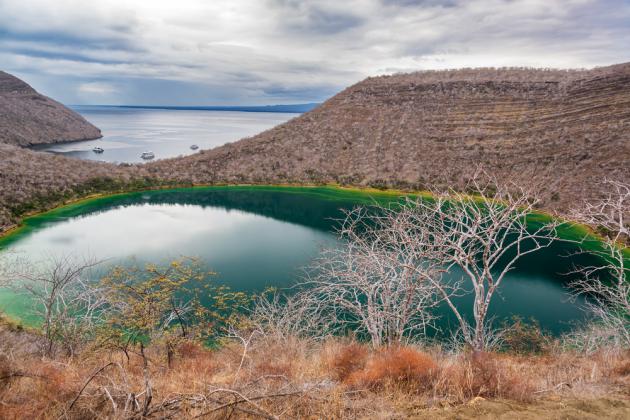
<box><xmin>190</xmin><ymin>144</ymin><xmax>199</xmax><ymax>150</ymax></box>
<box><xmin>140</xmin><ymin>151</ymin><xmax>155</xmax><ymax>160</ymax></box>
<box><xmin>92</xmin><ymin>147</ymin><xmax>104</xmax><ymax>153</ymax></box>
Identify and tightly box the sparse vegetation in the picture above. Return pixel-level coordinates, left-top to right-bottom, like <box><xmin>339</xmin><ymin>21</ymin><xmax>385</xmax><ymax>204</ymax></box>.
<box><xmin>0</xmin><ymin>66</ymin><xmax>629</xmax><ymax>418</ymax></box>
<box><xmin>0</xmin><ymin>71</ymin><xmax>101</xmax><ymax>147</ymax></box>
<box><xmin>2</xmin><ymin>178</ymin><xmax>628</xmax><ymax>418</ymax></box>
<box><xmin>0</xmin><ymin>318</ymin><xmax>629</xmax><ymax>419</ymax></box>
<box><xmin>147</xmin><ymin>63</ymin><xmax>630</xmax><ymax>217</ymax></box>
<box><xmin>1</xmin><ymin>64</ymin><xmax>630</xmax><ymax>235</ymax></box>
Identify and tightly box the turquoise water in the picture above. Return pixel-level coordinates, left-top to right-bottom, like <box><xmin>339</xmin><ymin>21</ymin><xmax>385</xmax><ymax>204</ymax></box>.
<box><xmin>0</xmin><ymin>187</ymin><xmax>592</xmax><ymax>334</ymax></box>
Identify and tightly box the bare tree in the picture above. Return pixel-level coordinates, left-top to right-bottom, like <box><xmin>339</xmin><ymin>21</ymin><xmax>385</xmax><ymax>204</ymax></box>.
<box><xmin>249</xmin><ymin>290</ymin><xmax>328</xmax><ymax>342</ymax></box>
<box><xmin>303</xmin><ymin>172</ymin><xmax>559</xmax><ymax>350</ymax></box>
<box><xmin>301</xmin><ymin>206</ymin><xmax>444</xmax><ymax>347</ymax></box>
<box><xmin>569</xmin><ymin>180</ymin><xmax>629</xmax><ymax>349</ymax></box>
<box><xmin>403</xmin><ymin>175</ymin><xmax>560</xmax><ymax>351</ymax></box>
<box><xmin>0</xmin><ymin>251</ymin><xmax>12</xmax><ymax>287</ymax></box>
<box><xmin>7</xmin><ymin>253</ymin><xmax>105</xmax><ymax>356</ymax></box>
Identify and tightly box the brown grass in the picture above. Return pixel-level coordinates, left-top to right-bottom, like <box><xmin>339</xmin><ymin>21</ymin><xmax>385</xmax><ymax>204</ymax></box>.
<box><xmin>435</xmin><ymin>351</ymin><xmax>537</xmax><ymax>403</ymax></box>
<box><xmin>328</xmin><ymin>342</ymin><xmax>368</xmax><ymax>382</ymax></box>
<box><xmin>345</xmin><ymin>347</ymin><xmax>438</xmax><ymax>392</ymax></box>
<box><xmin>0</xmin><ymin>320</ymin><xmax>629</xmax><ymax>419</ymax></box>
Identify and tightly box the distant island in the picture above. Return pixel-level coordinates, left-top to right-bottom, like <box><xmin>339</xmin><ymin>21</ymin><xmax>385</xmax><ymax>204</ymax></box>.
<box><xmin>76</xmin><ymin>103</ymin><xmax>321</xmax><ymax>113</ymax></box>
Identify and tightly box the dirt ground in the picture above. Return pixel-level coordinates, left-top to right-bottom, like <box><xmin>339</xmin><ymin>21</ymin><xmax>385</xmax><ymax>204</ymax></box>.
<box><xmin>405</xmin><ymin>397</ymin><xmax>630</xmax><ymax>419</ymax></box>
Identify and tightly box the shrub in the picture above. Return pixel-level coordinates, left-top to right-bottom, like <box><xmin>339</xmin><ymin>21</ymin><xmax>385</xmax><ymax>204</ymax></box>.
<box><xmin>610</xmin><ymin>352</ymin><xmax>630</xmax><ymax>377</ymax></box>
<box><xmin>438</xmin><ymin>352</ymin><xmax>535</xmax><ymax>402</ymax></box>
<box><xmin>0</xmin><ymin>354</ymin><xmax>12</xmax><ymax>391</ymax></box>
<box><xmin>177</xmin><ymin>340</ymin><xmax>207</xmax><ymax>359</ymax></box>
<box><xmin>329</xmin><ymin>342</ymin><xmax>368</xmax><ymax>382</ymax></box>
<box><xmin>502</xmin><ymin>317</ymin><xmax>550</xmax><ymax>355</ymax></box>
<box><xmin>346</xmin><ymin>347</ymin><xmax>438</xmax><ymax>391</ymax></box>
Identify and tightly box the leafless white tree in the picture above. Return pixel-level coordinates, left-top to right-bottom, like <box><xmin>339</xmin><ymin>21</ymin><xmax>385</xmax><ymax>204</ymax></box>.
<box><xmin>249</xmin><ymin>291</ymin><xmax>328</xmax><ymax>342</ymax></box>
<box><xmin>404</xmin><ymin>175</ymin><xmax>560</xmax><ymax>351</ymax></box>
<box><xmin>568</xmin><ymin>180</ymin><xmax>629</xmax><ymax>349</ymax></box>
<box><xmin>301</xmin><ymin>205</ymin><xmax>445</xmax><ymax>347</ymax></box>
<box><xmin>7</xmin><ymin>253</ymin><xmax>106</xmax><ymax>356</ymax></box>
<box><xmin>304</xmin><ymin>172</ymin><xmax>559</xmax><ymax>350</ymax></box>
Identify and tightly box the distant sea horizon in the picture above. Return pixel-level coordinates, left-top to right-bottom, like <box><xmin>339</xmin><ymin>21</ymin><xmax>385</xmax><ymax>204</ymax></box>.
<box><xmin>69</xmin><ymin>103</ymin><xmax>320</xmax><ymax>114</ymax></box>
<box><xmin>36</xmin><ymin>105</ymin><xmax>301</xmax><ymax>163</ymax></box>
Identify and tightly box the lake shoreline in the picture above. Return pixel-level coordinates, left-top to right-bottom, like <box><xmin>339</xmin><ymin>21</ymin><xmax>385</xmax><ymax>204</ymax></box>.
<box><xmin>0</xmin><ymin>182</ymin><xmax>608</xmax><ymax>253</ymax></box>
<box><xmin>0</xmin><ymin>183</ymin><xmax>600</xmax><ymax>334</ymax></box>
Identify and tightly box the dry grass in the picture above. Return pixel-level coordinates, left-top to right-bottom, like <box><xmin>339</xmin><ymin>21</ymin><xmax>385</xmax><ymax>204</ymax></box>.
<box><xmin>611</xmin><ymin>354</ymin><xmax>630</xmax><ymax>378</ymax></box>
<box><xmin>328</xmin><ymin>342</ymin><xmax>368</xmax><ymax>382</ymax></box>
<box><xmin>435</xmin><ymin>351</ymin><xmax>536</xmax><ymax>403</ymax></box>
<box><xmin>1</xmin><ymin>319</ymin><xmax>629</xmax><ymax>420</ymax></box>
<box><xmin>345</xmin><ymin>347</ymin><xmax>437</xmax><ymax>392</ymax></box>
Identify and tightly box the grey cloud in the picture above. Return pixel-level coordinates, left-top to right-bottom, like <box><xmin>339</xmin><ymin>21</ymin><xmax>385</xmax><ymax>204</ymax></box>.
<box><xmin>1</xmin><ymin>0</ymin><xmax>628</xmax><ymax>105</ymax></box>
<box><xmin>4</xmin><ymin>46</ymin><xmax>130</xmax><ymax>65</ymax></box>
<box><xmin>284</xmin><ymin>7</ymin><xmax>364</xmax><ymax>34</ymax></box>
<box><xmin>381</xmin><ymin>0</ymin><xmax>458</xmax><ymax>7</ymax></box>
<box><xmin>0</xmin><ymin>28</ymin><xmax>138</xmax><ymax>52</ymax></box>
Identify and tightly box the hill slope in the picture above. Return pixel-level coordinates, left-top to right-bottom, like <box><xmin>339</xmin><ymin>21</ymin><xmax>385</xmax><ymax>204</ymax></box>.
<box><xmin>0</xmin><ymin>71</ymin><xmax>101</xmax><ymax>146</ymax></box>
<box><xmin>1</xmin><ymin>65</ymin><xmax>629</xmax><ymax>233</ymax></box>
<box><xmin>150</xmin><ymin>64</ymin><xmax>630</xmax><ymax>211</ymax></box>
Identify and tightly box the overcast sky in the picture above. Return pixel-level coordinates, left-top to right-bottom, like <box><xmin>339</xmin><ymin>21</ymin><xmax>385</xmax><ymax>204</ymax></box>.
<box><xmin>1</xmin><ymin>0</ymin><xmax>628</xmax><ymax>105</ymax></box>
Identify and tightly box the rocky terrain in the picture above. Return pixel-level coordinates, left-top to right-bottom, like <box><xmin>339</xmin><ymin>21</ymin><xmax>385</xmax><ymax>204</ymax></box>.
<box><xmin>149</xmin><ymin>63</ymin><xmax>630</xmax><ymax>212</ymax></box>
<box><xmin>0</xmin><ymin>71</ymin><xmax>101</xmax><ymax>147</ymax></box>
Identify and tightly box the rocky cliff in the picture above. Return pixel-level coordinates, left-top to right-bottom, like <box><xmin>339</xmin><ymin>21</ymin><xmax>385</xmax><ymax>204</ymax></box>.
<box><xmin>0</xmin><ymin>71</ymin><xmax>101</xmax><ymax>146</ymax></box>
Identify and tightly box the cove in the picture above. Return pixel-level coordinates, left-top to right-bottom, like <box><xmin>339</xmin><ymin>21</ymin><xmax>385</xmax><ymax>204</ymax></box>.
<box><xmin>0</xmin><ymin>186</ymin><xmax>597</xmax><ymax>335</ymax></box>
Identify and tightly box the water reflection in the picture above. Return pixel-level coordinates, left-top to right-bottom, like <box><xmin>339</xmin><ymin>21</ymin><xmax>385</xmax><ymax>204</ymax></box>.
<box><xmin>0</xmin><ymin>188</ymin><xmax>592</xmax><ymax>334</ymax></box>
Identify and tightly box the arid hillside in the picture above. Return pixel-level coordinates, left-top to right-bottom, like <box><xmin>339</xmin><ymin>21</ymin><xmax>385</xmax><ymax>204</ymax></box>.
<box><xmin>0</xmin><ymin>71</ymin><xmax>150</xmax><ymax>232</ymax></box>
<box><xmin>149</xmin><ymin>63</ymin><xmax>630</xmax><ymax>211</ymax></box>
<box><xmin>1</xmin><ymin>65</ymin><xmax>629</xmax><ymax>233</ymax></box>
<box><xmin>0</xmin><ymin>143</ymin><xmax>152</xmax><ymax>230</ymax></box>
<box><xmin>0</xmin><ymin>71</ymin><xmax>101</xmax><ymax>147</ymax></box>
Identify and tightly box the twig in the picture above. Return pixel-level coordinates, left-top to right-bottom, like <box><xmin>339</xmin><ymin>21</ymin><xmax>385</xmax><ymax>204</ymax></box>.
<box><xmin>534</xmin><ymin>382</ymin><xmax>571</xmax><ymax>394</ymax></box>
<box><xmin>103</xmin><ymin>386</ymin><xmax>117</xmax><ymax>414</ymax></box>
<box><xmin>193</xmin><ymin>389</ymin><xmax>307</xmax><ymax>419</ymax></box>
<box><xmin>68</xmin><ymin>362</ymin><xmax>115</xmax><ymax>411</ymax></box>
<box><xmin>0</xmin><ymin>372</ymin><xmax>48</xmax><ymax>382</ymax></box>
<box><xmin>141</xmin><ymin>343</ymin><xmax>153</xmax><ymax>416</ymax></box>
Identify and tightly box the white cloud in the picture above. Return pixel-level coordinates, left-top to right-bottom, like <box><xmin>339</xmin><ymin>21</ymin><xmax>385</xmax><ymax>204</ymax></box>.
<box><xmin>0</xmin><ymin>0</ymin><xmax>628</xmax><ymax>104</ymax></box>
<box><xmin>78</xmin><ymin>82</ymin><xmax>116</xmax><ymax>95</ymax></box>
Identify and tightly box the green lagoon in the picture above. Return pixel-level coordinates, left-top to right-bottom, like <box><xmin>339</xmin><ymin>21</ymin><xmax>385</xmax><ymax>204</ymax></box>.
<box><xmin>0</xmin><ymin>186</ymin><xmax>595</xmax><ymax>334</ymax></box>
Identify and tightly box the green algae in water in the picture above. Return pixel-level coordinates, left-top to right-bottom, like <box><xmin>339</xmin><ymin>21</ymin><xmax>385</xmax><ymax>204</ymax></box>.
<box><xmin>0</xmin><ymin>186</ymin><xmax>608</xmax><ymax>334</ymax></box>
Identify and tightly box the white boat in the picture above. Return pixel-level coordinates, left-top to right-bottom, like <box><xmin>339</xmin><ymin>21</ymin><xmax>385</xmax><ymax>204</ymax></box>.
<box><xmin>140</xmin><ymin>151</ymin><xmax>155</xmax><ymax>160</ymax></box>
<box><xmin>92</xmin><ymin>147</ymin><xmax>104</xmax><ymax>153</ymax></box>
<box><xmin>190</xmin><ymin>144</ymin><xmax>199</xmax><ymax>150</ymax></box>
